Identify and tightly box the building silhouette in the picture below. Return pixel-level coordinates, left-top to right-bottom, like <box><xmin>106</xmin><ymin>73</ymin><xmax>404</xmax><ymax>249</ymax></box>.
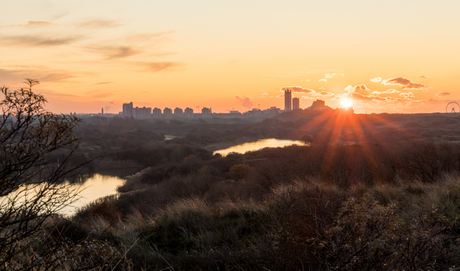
<box><xmin>152</xmin><ymin>107</ymin><xmax>162</xmax><ymax>117</ymax></box>
<box><xmin>174</xmin><ymin>107</ymin><xmax>183</xmax><ymax>117</ymax></box>
<box><xmin>184</xmin><ymin>107</ymin><xmax>194</xmax><ymax>118</ymax></box>
<box><xmin>284</xmin><ymin>89</ymin><xmax>292</xmax><ymax>111</ymax></box>
<box><xmin>122</xmin><ymin>102</ymin><xmax>133</xmax><ymax>118</ymax></box>
<box><xmin>163</xmin><ymin>107</ymin><xmax>172</xmax><ymax>117</ymax></box>
<box><xmin>202</xmin><ymin>107</ymin><xmax>212</xmax><ymax>118</ymax></box>
<box><xmin>293</xmin><ymin>97</ymin><xmax>300</xmax><ymax>110</ymax></box>
<box><xmin>310</xmin><ymin>99</ymin><xmax>325</xmax><ymax>110</ymax></box>
<box><xmin>133</xmin><ymin>106</ymin><xmax>152</xmax><ymax>119</ymax></box>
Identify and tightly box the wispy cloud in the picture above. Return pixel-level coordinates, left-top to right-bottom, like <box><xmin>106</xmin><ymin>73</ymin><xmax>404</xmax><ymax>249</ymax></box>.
<box><xmin>86</xmin><ymin>45</ymin><xmax>142</xmax><ymax>59</ymax></box>
<box><xmin>0</xmin><ymin>34</ymin><xmax>83</xmax><ymax>47</ymax></box>
<box><xmin>143</xmin><ymin>62</ymin><xmax>183</xmax><ymax>72</ymax></box>
<box><xmin>345</xmin><ymin>84</ymin><xmax>371</xmax><ymax>95</ymax></box>
<box><xmin>315</xmin><ymin>91</ymin><xmax>335</xmax><ymax>97</ymax></box>
<box><xmin>280</xmin><ymin>86</ymin><xmax>315</xmax><ymax>93</ymax></box>
<box><xmin>399</xmin><ymin>92</ymin><xmax>414</xmax><ymax>98</ymax></box>
<box><xmin>0</xmin><ymin>68</ymin><xmax>75</xmax><ymax>83</ymax></box>
<box><xmin>436</xmin><ymin>92</ymin><xmax>450</xmax><ymax>97</ymax></box>
<box><xmin>93</xmin><ymin>82</ymin><xmax>112</xmax><ymax>85</ymax></box>
<box><xmin>9</xmin><ymin>21</ymin><xmax>59</xmax><ymax>27</ymax></box>
<box><xmin>77</xmin><ymin>18</ymin><xmax>123</xmax><ymax>28</ymax></box>
<box><xmin>235</xmin><ymin>96</ymin><xmax>253</xmax><ymax>109</ymax></box>
<box><xmin>319</xmin><ymin>73</ymin><xmax>344</xmax><ymax>82</ymax></box>
<box><xmin>372</xmin><ymin>89</ymin><xmax>399</xmax><ymax>95</ymax></box>
<box><xmin>370</xmin><ymin>77</ymin><xmax>382</xmax><ymax>83</ymax></box>
<box><xmin>381</xmin><ymin>76</ymin><xmax>427</xmax><ymax>89</ymax></box>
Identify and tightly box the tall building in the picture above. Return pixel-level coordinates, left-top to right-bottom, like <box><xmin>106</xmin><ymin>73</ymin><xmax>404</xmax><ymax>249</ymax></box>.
<box><xmin>163</xmin><ymin>107</ymin><xmax>172</xmax><ymax>118</ymax></box>
<box><xmin>284</xmin><ymin>89</ymin><xmax>292</xmax><ymax>111</ymax></box>
<box><xmin>293</xmin><ymin>97</ymin><xmax>300</xmax><ymax>110</ymax></box>
<box><xmin>184</xmin><ymin>107</ymin><xmax>194</xmax><ymax>118</ymax></box>
<box><xmin>152</xmin><ymin>108</ymin><xmax>162</xmax><ymax>117</ymax></box>
<box><xmin>202</xmin><ymin>107</ymin><xmax>212</xmax><ymax>118</ymax></box>
<box><xmin>133</xmin><ymin>106</ymin><xmax>152</xmax><ymax>119</ymax></box>
<box><xmin>122</xmin><ymin>102</ymin><xmax>133</xmax><ymax>118</ymax></box>
<box><xmin>174</xmin><ymin>107</ymin><xmax>184</xmax><ymax>117</ymax></box>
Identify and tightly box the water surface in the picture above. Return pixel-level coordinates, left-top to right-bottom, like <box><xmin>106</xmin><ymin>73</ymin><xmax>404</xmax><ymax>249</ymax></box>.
<box><xmin>63</xmin><ymin>174</ymin><xmax>126</xmax><ymax>215</ymax></box>
<box><xmin>214</xmin><ymin>138</ymin><xmax>308</xmax><ymax>156</ymax></box>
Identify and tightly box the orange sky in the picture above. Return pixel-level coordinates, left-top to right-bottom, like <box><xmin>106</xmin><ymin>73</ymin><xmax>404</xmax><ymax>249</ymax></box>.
<box><xmin>1</xmin><ymin>0</ymin><xmax>459</xmax><ymax>114</ymax></box>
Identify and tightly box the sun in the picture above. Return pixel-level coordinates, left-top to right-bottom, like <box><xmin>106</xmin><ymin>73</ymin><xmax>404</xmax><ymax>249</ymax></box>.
<box><xmin>341</xmin><ymin>98</ymin><xmax>352</xmax><ymax>108</ymax></box>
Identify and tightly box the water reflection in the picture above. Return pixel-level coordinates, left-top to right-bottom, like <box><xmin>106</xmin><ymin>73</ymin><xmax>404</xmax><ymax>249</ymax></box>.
<box><xmin>63</xmin><ymin>174</ymin><xmax>125</xmax><ymax>215</ymax></box>
<box><xmin>214</xmin><ymin>138</ymin><xmax>308</xmax><ymax>156</ymax></box>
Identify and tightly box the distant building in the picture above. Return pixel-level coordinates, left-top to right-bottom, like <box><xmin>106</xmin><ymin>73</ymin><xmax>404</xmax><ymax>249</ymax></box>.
<box><xmin>184</xmin><ymin>107</ymin><xmax>194</xmax><ymax>118</ymax></box>
<box><xmin>152</xmin><ymin>107</ymin><xmax>162</xmax><ymax>117</ymax></box>
<box><xmin>174</xmin><ymin>107</ymin><xmax>183</xmax><ymax>117</ymax></box>
<box><xmin>163</xmin><ymin>107</ymin><xmax>172</xmax><ymax>117</ymax></box>
<box><xmin>202</xmin><ymin>107</ymin><xmax>212</xmax><ymax>118</ymax></box>
<box><xmin>310</xmin><ymin>99</ymin><xmax>325</xmax><ymax>110</ymax></box>
<box><xmin>101</xmin><ymin>108</ymin><xmax>104</xmax><ymax>114</ymax></box>
<box><xmin>266</xmin><ymin>106</ymin><xmax>280</xmax><ymax>116</ymax></box>
<box><xmin>122</xmin><ymin>102</ymin><xmax>133</xmax><ymax>118</ymax></box>
<box><xmin>244</xmin><ymin>108</ymin><xmax>262</xmax><ymax>117</ymax></box>
<box><xmin>284</xmin><ymin>89</ymin><xmax>292</xmax><ymax>111</ymax></box>
<box><xmin>229</xmin><ymin>110</ymin><xmax>242</xmax><ymax>116</ymax></box>
<box><xmin>293</xmin><ymin>97</ymin><xmax>300</xmax><ymax>110</ymax></box>
<box><xmin>133</xmin><ymin>106</ymin><xmax>152</xmax><ymax>119</ymax></box>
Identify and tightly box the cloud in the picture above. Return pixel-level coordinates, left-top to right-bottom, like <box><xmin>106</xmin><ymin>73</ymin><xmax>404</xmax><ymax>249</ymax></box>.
<box><xmin>345</xmin><ymin>84</ymin><xmax>371</xmax><ymax>95</ymax></box>
<box><xmin>420</xmin><ymin>75</ymin><xmax>431</xmax><ymax>79</ymax></box>
<box><xmin>0</xmin><ymin>68</ymin><xmax>75</xmax><ymax>83</ymax></box>
<box><xmin>316</xmin><ymin>91</ymin><xmax>336</xmax><ymax>97</ymax></box>
<box><xmin>326</xmin><ymin>73</ymin><xmax>343</xmax><ymax>79</ymax></box>
<box><xmin>77</xmin><ymin>18</ymin><xmax>123</xmax><ymax>28</ymax></box>
<box><xmin>143</xmin><ymin>62</ymin><xmax>182</xmax><ymax>72</ymax></box>
<box><xmin>107</xmin><ymin>46</ymin><xmax>141</xmax><ymax>59</ymax></box>
<box><xmin>9</xmin><ymin>21</ymin><xmax>59</xmax><ymax>27</ymax></box>
<box><xmin>370</xmin><ymin>77</ymin><xmax>382</xmax><ymax>83</ymax></box>
<box><xmin>372</xmin><ymin>89</ymin><xmax>400</xmax><ymax>95</ymax></box>
<box><xmin>319</xmin><ymin>73</ymin><xmax>344</xmax><ymax>82</ymax></box>
<box><xmin>94</xmin><ymin>82</ymin><xmax>112</xmax><ymax>85</ymax></box>
<box><xmin>125</xmin><ymin>31</ymin><xmax>176</xmax><ymax>43</ymax></box>
<box><xmin>381</xmin><ymin>76</ymin><xmax>427</xmax><ymax>89</ymax></box>
<box><xmin>341</xmin><ymin>84</ymin><xmax>408</xmax><ymax>104</ymax></box>
<box><xmin>280</xmin><ymin>86</ymin><xmax>315</xmax><ymax>94</ymax></box>
<box><xmin>436</xmin><ymin>92</ymin><xmax>450</xmax><ymax>97</ymax></box>
<box><xmin>109</xmin><ymin>46</ymin><xmax>141</xmax><ymax>59</ymax></box>
<box><xmin>84</xmin><ymin>44</ymin><xmax>143</xmax><ymax>59</ymax></box>
<box><xmin>235</xmin><ymin>96</ymin><xmax>253</xmax><ymax>109</ymax></box>
<box><xmin>0</xmin><ymin>34</ymin><xmax>83</xmax><ymax>47</ymax></box>
<box><xmin>399</xmin><ymin>92</ymin><xmax>415</xmax><ymax>98</ymax></box>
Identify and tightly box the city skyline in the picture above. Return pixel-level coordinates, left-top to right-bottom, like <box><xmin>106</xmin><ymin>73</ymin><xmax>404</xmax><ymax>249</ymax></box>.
<box><xmin>1</xmin><ymin>1</ymin><xmax>459</xmax><ymax>114</ymax></box>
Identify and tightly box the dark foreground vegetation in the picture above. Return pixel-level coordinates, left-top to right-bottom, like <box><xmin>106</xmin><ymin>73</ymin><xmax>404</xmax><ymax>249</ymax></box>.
<box><xmin>3</xmin><ymin>82</ymin><xmax>460</xmax><ymax>270</ymax></box>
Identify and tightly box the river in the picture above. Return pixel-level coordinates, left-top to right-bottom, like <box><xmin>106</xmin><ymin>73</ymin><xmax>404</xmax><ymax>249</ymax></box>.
<box><xmin>213</xmin><ymin>138</ymin><xmax>308</xmax><ymax>156</ymax></box>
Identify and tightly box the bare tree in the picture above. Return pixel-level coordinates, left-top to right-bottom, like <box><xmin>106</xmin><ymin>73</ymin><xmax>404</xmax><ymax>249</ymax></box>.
<box><xmin>0</xmin><ymin>79</ymin><xmax>82</xmax><ymax>268</ymax></box>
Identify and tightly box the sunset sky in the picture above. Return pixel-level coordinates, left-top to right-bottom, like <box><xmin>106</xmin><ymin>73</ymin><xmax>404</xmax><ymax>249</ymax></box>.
<box><xmin>1</xmin><ymin>0</ymin><xmax>459</xmax><ymax>114</ymax></box>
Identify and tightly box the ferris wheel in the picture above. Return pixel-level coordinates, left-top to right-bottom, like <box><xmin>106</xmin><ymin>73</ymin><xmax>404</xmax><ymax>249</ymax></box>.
<box><xmin>446</xmin><ymin>102</ymin><xmax>460</xmax><ymax>113</ymax></box>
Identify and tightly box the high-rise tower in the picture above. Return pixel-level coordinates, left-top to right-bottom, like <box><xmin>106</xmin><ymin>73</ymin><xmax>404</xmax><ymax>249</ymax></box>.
<box><xmin>293</xmin><ymin>97</ymin><xmax>300</xmax><ymax>110</ymax></box>
<box><xmin>122</xmin><ymin>102</ymin><xmax>133</xmax><ymax>118</ymax></box>
<box><xmin>284</xmin><ymin>89</ymin><xmax>292</xmax><ymax>111</ymax></box>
